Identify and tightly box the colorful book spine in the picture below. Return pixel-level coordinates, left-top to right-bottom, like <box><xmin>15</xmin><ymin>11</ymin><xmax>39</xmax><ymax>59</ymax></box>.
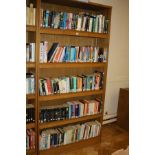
<box><xmin>39</xmin><ymin>120</ymin><xmax>101</xmax><ymax>150</ymax></box>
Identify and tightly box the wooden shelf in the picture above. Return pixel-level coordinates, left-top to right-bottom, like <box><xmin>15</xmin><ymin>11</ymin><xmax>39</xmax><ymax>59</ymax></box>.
<box><xmin>39</xmin><ymin>90</ymin><xmax>103</xmax><ymax>101</ymax></box>
<box><xmin>26</xmin><ymin>25</ymin><xmax>36</xmax><ymax>32</ymax></box>
<box><xmin>39</xmin><ymin>113</ymin><xmax>102</xmax><ymax>130</ymax></box>
<box><xmin>26</xmin><ymin>123</ymin><xmax>35</xmax><ymax>129</ymax></box>
<box><xmin>39</xmin><ymin>135</ymin><xmax>100</xmax><ymax>155</ymax></box>
<box><xmin>39</xmin><ymin>62</ymin><xmax>107</xmax><ymax>69</ymax></box>
<box><xmin>40</xmin><ymin>28</ymin><xmax>109</xmax><ymax>39</ymax></box>
<box><xmin>26</xmin><ymin>62</ymin><xmax>35</xmax><ymax>68</ymax></box>
<box><xmin>26</xmin><ymin>94</ymin><xmax>35</xmax><ymax>100</ymax></box>
<box><xmin>26</xmin><ymin>149</ymin><xmax>36</xmax><ymax>155</ymax></box>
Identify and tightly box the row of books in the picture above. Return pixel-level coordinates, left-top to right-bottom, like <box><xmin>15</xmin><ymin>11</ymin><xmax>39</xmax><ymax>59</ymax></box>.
<box><xmin>26</xmin><ymin>104</ymin><xmax>35</xmax><ymax>123</ymax></box>
<box><xmin>26</xmin><ymin>73</ymin><xmax>35</xmax><ymax>94</ymax></box>
<box><xmin>26</xmin><ymin>43</ymin><xmax>35</xmax><ymax>62</ymax></box>
<box><xmin>26</xmin><ymin>129</ymin><xmax>35</xmax><ymax>150</ymax></box>
<box><xmin>39</xmin><ymin>98</ymin><xmax>102</xmax><ymax>123</ymax></box>
<box><xmin>26</xmin><ymin>3</ymin><xmax>36</xmax><ymax>26</ymax></box>
<box><xmin>40</xmin><ymin>42</ymin><xmax>108</xmax><ymax>63</ymax></box>
<box><xmin>40</xmin><ymin>9</ymin><xmax>110</xmax><ymax>33</ymax></box>
<box><xmin>39</xmin><ymin>120</ymin><xmax>101</xmax><ymax>150</ymax></box>
<box><xmin>39</xmin><ymin>71</ymin><xmax>104</xmax><ymax>96</ymax></box>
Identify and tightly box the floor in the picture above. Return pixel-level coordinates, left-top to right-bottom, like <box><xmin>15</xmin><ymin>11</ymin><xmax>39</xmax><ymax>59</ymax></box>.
<box><xmin>61</xmin><ymin>123</ymin><xmax>129</xmax><ymax>155</ymax></box>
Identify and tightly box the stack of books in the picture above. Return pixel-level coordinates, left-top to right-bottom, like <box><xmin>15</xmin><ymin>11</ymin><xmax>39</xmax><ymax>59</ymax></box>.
<box><xmin>39</xmin><ymin>98</ymin><xmax>102</xmax><ymax>123</ymax></box>
<box><xmin>26</xmin><ymin>73</ymin><xmax>35</xmax><ymax>94</ymax></box>
<box><xmin>40</xmin><ymin>9</ymin><xmax>110</xmax><ymax>33</ymax></box>
<box><xmin>26</xmin><ymin>129</ymin><xmax>35</xmax><ymax>150</ymax></box>
<box><xmin>39</xmin><ymin>120</ymin><xmax>101</xmax><ymax>150</ymax></box>
<box><xmin>26</xmin><ymin>43</ymin><xmax>35</xmax><ymax>62</ymax></box>
<box><xmin>39</xmin><ymin>71</ymin><xmax>104</xmax><ymax>96</ymax></box>
<box><xmin>26</xmin><ymin>104</ymin><xmax>35</xmax><ymax>123</ymax></box>
<box><xmin>40</xmin><ymin>42</ymin><xmax>108</xmax><ymax>63</ymax></box>
<box><xmin>26</xmin><ymin>3</ymin><xmax>36</xmax><ymax>26</ymax></box>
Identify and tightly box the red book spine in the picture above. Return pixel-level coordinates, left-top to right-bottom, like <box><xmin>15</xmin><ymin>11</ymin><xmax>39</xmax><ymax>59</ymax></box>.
<box><xmin>46</xmin><ymin>78</ymin><xmax>52</xmax><ymax>95</ymax></box>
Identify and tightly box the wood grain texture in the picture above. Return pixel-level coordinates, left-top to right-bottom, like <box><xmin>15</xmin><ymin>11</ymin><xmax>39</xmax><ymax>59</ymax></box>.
<box><xmin>27</xmin><ymin>94</ymin><xmax>35</xmax><ymax>100</ymax></box>
<box><xmin>27</xmin><ymin>62</ymin><xmax>36</xmax><ymax>68</ymax></box>
<box><xmin>117</xmin><ymin>88</ymin><xmax>129</xmax><ymax>131</ymax></box>
<box><xmin>26</xmin><ymin>123</ymin><xmax>35</xmax><ymax>129</ymax></box>
<box><xmin>39</xmin><ymin>113</ymin><xmax>102</xmax><ymax>129</ymax></box>
<box><xmin>39</xmin><ymin>62</ymin><xmax>107</xmax><ymax>69</ymax></box>
<box><xmin>39</xmin><ymin>90</ymin><xmax>104</xmax><ymax>101</ymax></box>
<box><xmin>26</xmin><ymin>1</ymin><xmax>112</xmax><ymax>155</ymax></box>
<box><xmin>27</xmin><ymin>25</ymin><xmax>36</xmax><ymax>32</ymax></box>
<box><xmin>40</xmin><ymin>28</ymin><xmax>110</xmax><ymax>39</ymax></box>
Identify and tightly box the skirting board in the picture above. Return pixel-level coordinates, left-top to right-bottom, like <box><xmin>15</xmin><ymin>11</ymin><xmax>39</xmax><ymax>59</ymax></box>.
<box><xmin>102</xmin><ymin>118</ymin><xmax>117</xmax><ymax>125</ymax></box>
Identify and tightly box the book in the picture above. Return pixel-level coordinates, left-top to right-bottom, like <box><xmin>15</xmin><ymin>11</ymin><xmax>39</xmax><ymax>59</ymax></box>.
<box><xmin>39</xmin><ymin>120</ymin><xmax>101</xmax><ymax>150</ymax></box>
<box><xmin>39</xmin><ymin>71</ymin><xmax>104</xmax><ymax>96</ymax></box>
<box><xmin>47</xmin><ymin>42</ymin><xmax>59</xmax><ymax>62</ymax></box>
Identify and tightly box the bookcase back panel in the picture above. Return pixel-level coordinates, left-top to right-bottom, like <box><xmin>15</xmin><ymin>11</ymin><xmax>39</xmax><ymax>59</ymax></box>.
<box><xmin>39</xmin><ymin>67</ymin><xmax>105</xmax><ymax>78</ymax></box>
<box><xmin>26</xmin><ymin>32</ymin><xmax>36</xmax><ymax>43</ymax></box>
<box><xmin>27</xmin><ymin>99</ymin><xmax>35</xmax><ymax>105</ymax></box>
<box><xmin>40</xmin><ymin>34</ymin><xmax>109</xmax><ymax>47</ymax></box>
<box><xmin>41</xmin><ymin>2</ymin><xmax>109</xmax><ymax>15</ymax></box>
<box><xmin>27</xmin><ymin>0</ymin><xmax>37</xmax><ymax>7</ymax></box>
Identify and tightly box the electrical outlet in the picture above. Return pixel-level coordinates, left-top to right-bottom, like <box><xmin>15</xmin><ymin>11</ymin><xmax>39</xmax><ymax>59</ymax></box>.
<box><xmin>105</xmin><ymin>111</ymin><xmax>108</xmax><ymax>115</ymax></box>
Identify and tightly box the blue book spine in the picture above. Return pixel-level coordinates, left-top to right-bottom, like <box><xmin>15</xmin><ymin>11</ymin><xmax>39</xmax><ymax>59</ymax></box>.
<box><xmin>73</xmin><ymin>77</ymin><xmax>77</xmax><ymax>92</ymax></box>
<box><xmin>45</xmin><ymin>10</ymin><xmax>49</xmax><ymax>28</ymax></box>
<box><xmin>74</xmin><ymin>48</ymin><xmax>76</xmax><ymax>62</ymax></box>
<box><xmin>63</xmin><ymin>12</ymin><xmax>67</xmax><ymax>29</ymax></box>
<box><xmin>86</xmin><ymin>47</ymin><xmax>90</xmax><ymax>62</ymax></box>
<box><xmin>71</xmin><ymin>47</ymin><xmax>75</xmax><ymax>62</ymax></box>
<box><xmin>71</xmin><ymin>104</ymin><xmax>73</xmax><ymax>118</ymax></box>
<box><xmin>65</xmin><ymin>47</ymin><xmax>69</xmax><ymax>62</ymax></box>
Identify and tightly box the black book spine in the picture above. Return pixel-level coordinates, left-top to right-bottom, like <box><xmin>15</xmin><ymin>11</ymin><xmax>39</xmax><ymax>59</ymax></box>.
<box><xmin>66</xmin><ymin>106</ymin><xmax>69</xmax><ymax>119</ymax></box>
<box><xmin>33</xmin><ymin>108</ymin><xmax>35</xmax><ymax>122</ymax></box>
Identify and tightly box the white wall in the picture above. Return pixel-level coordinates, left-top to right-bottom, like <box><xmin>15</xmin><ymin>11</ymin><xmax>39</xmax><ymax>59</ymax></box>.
<box><xmin>90</xmin><ymin>0</ymin><xmax>129</xmax><ymax>122</ymax></box>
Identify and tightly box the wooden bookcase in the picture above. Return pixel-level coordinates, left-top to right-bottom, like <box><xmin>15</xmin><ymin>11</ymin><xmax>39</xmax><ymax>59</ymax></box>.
<box><xmin>26</xmin><ymin>0</ymin><xmax>112</xmax><ymax>155</ymax></box>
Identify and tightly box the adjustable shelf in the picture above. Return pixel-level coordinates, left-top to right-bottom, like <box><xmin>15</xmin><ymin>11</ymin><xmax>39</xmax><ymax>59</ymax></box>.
<box><xmin>26</xmin><ymin>62</ymin><xmax>35</xmax><ymax>68</ymax></box>
<box><xmin>26</xmin><ymin>94</ymin><xmax>35</xmax><ymax>100</ymax></box>
<box><xmin>26</xmin><ymin>25</ymin><xmax>36</xmax><ymax>32</ymax></box>
<box><xmin>39</xmin><ymin>62</ymin><xmax>107</xmax><ymax>69</ymax></box>
<box><xmin>26</xmin><ymin>123</ymin><xmax>35</xmax><ymax>129</ymax></box>
<box><xmin>39</xmin><ymin>113</ymin><xmax>102</xmax><ymax>130</ymax></box>
<box><xmin>40</xmin><ymin>28</ymin><xmax>110</xmax><ymax>39</ymax></box>
<box><xmin>39</xmin><ymin>90</ymin><xmax>103</xmax><ymax>101</ymax></box>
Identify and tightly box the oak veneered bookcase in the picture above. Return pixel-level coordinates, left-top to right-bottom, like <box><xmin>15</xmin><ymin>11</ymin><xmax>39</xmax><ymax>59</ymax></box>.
<box><xmin>26</xmin><ymin>0</ymin><xmax>112</xmax><ymax>155</ymax></box>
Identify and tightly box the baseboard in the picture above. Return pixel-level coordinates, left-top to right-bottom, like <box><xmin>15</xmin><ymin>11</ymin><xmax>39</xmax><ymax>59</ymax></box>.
<box><xmin>102</xmin><ymin>117</ymin><xmax>117</xmax><ymax>125</ymax></box>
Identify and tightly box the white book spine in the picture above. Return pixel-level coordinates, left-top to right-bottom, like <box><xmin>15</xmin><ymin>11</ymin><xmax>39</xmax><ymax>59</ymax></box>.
<box><xmin>77</xmin><ymin>16</ymin><xmax>82</xmax><ymax>31</ymax></box>
<box><xmin>29</xmin><ymin>4</ymin><xmax>33</xmax><ymax>25</ymax></box>
<box><xmin>95</xmin><ymin>16</ymin><xmax>99</xmax><ymax>32</ymax></box>
<box><xmin>103</xmin><ymin>48</ymin><xmax>107</xmax><ymax>62</ymax></box>
<box><xmin>31</xmin><ymin>77</ymin><xmax>35</xmax><ymax>94</ymax></box>
<box><xmin>43</xmin><ymin>41</ymin><xmax>48</xmax><ymax>63</ymax></box>
<box><xmin>31</xmin><ymin>43</ymin><xmax>35</xmax><ymax>62</ymax></box>
<box><xmin>82</xmin><ymin>16</ymin><xmax>86</xmax><ymax>31</ymax></box>
<box><xmin>40</xmin><ymin>42</ymin><xmax>44</xmax><ymax>63</ymax></box>
<box><xmin>59</xmin><ymin>47</ymin><xmax>65</xmax><ymax>62</ymax></box>
<box><xmin>26</xmin><ymin>7</ymin><xmax>30</xmax><ymax>25</ymax></box>
<box><xmin>88</xmin><ymin>18</ymin><xmax>93</xmax><ymax>32</ymax></box>
<box><xmin>33</xmin><ymin>8</ymin><xmax>36</xmax><ymax>26</ymax></box>
<box><xmin>26</xmin><ymin>44</ymin><xmax>29</xmax><ymax>62</ymax></box>
<box><xmin>102</xmin><ymin>16</ymin><xmax>105</xmax><ymax>33</ymax></box>
<box><xmin>98</xmin><ymin>15</ymin><xmax>103</xmax><ymax>33</ymax></box>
